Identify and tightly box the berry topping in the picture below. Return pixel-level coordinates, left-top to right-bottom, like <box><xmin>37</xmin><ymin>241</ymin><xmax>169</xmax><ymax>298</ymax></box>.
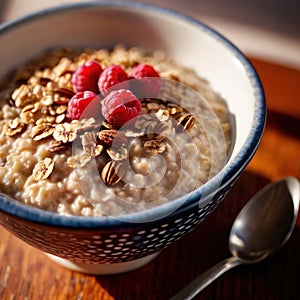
<box><xmin>71</xmin><ymin>60</ymin><xmax>103</xmax><ymax>93</ymax></box>
<box><xmin>98</xmin><ymin>65</ymin><xmax>129</xmax><ymax>96</ymax></box>
<box><xmin>129</xmin><ymin>64</ymin><xmax>161</xmax><ymax>97</ymax></box>
<box><xmin>102</xmin><ymin>89</ymin><xmax>142</xmax><ymax>128</ymax></box>
<box><xmin>67</xmin><ymin>91</ymin><xmax>100</xmax><ymax>120</ymax></box>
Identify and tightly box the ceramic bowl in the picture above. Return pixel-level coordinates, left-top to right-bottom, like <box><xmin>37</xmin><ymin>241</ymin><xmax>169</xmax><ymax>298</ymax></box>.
<box><xmin>0</xmin><ymin>1</ymin><xmax>265</xmax><ymax>275</ymax></box>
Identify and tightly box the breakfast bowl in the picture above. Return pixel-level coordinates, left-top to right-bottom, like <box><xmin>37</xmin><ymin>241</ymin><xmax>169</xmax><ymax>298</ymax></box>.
<box><xmin>0</xmin><ymin>1</ymin><xmax>265</xmax><ymax>275</ymax></box>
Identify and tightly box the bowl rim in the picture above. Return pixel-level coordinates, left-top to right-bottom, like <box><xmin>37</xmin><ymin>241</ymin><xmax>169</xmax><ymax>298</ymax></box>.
<box><xmin>0</xmin><ymin>1</ymin><xmax>266</xmax><ymax>228</ymax></box>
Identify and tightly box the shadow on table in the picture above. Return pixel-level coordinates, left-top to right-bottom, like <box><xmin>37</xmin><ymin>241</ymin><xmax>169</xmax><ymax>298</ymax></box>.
<box><xmin>267</xmin><ymin>109</ymin><xmax>300</xmax><ymax>139</ymax></box>
<box><xmin>95</xmin><ymin>170</ymin><xmax>300</xmax><ymax>300</ymax></box>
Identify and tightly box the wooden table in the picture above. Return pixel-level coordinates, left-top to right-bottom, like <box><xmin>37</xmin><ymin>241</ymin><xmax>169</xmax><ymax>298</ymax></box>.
<box><xmin>0</xmin><ymin>57</ymin><xmax>300</xmax><ymax>300</ymax></box>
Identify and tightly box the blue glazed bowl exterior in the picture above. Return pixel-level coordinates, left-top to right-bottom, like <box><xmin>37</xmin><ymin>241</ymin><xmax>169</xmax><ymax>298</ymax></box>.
<box><xmin>0</xmin><ymin>179</ymin><xmax>236</xmax><ymax>263</ymax></box>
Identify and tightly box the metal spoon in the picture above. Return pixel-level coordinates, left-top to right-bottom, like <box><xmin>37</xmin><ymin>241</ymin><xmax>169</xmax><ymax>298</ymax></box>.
<box><xmin>171</xmin><ymin>176</ymin><xmax>300</xmax><ymax>300</ymax></box>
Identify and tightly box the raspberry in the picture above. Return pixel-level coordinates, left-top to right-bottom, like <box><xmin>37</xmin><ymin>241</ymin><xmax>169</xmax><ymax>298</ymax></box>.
<box><xmin>71</xmin><ymin>60</ymin><xmax>103</xmax><ymax>93</ymax></box>
<box><xmin>129</xmin><ymin>64</ymin><xmax>161</xmax><ymax>97</ymax></box>
<box><xmin>67</xmin><ymin>91</ymin><xmax>100</xmax><ymax>120</ymax></box>
<box><xmin>102</xmin><ymin>89</ymin><xmax>142</xmax><ymax>128</ymax></box>
<box><xmin>98</xmin><ymin>65</ymin><xmax>129</xmax><ymax>96</ymax></box>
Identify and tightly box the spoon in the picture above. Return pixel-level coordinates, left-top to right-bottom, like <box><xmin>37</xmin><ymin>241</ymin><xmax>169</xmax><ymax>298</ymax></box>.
<box><xmin>171</xmin><ymin>176</ymin><xmax>300</xmax><ymax>300</ymax></box>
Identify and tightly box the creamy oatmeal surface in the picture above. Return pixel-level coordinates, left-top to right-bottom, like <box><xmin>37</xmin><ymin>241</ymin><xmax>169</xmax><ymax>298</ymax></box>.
<box><xmin>0</xmin><ymin>46</ymin><xmax>231</xmax><ymax>216</ymax></box>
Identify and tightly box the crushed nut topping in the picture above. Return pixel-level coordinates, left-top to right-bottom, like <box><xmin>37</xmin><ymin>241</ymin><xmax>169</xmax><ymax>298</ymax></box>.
<box><xmin>47</xmin><ymin>140</ymin><xmax>71</xmax><ymax>152</ymax></box>
<box><xmin>4</xmin><ymin>48</ymin><xmax>197</xmax><ymax>188</ymax></box>
<box><xmin>11</xmin><ymin>84</ymin><xmax>35</xmax><ymax>108</ymax></box>
<box><xmin>101</xmin><ymin>161</ymin><xmax>125</xmax><ymax>186</ymax></box>
<box><xmin>54</xmin><ymin>87</ymin><xmax>75</xmax><ymax>99</ymax></box>
<box><xmin>155</xmin><ymin>108</ymin><xmax>170</xmax><ymax>122</ymax></box>
<box><xmin>144</xmin><ymin>139</ymin><xmax>166</xmax><ymax>154</ymax></box>
<box><xmin>4</xmin><ymin>118</ymin><xmax>26</xmax><ymax>136</ymax></box>
<box><xmin>32</xmin><ymin>157</ymin><xmax>54</xmax><ymax>180</ymax></box>
<box><xmin>97</xmin><ymin>129</ymin><xmax>127</xmax><ymax>148</ymax></box>
<box><xmin>31</xmin><ymin>124</ymin><xmax>54</xmax><ymax>141</ymax></box>
<box><xmin>167</xmin><ymin>102</ymin><xmax>183</xmax><ymax>116</ymax></box>
<box><xmin>176</xmin><ymin>113</ymin><xmax>195</xmax><ymax>132</ymax></box>
<box><xmin>55</xmin><ymin>114</ymin><xmax>66</xmax><ymax>124</ymax></box>
<box><xmin>53</xmin><ymin>123</ymin><xmax>77</xmax><ymax>143</ymax></box>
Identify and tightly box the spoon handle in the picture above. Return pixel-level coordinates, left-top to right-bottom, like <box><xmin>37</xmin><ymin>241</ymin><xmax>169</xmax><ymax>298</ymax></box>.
<box><xmin>170</xmin><ymin>256</ymin><xmax>242</xmax><ymax>300</ymax></box>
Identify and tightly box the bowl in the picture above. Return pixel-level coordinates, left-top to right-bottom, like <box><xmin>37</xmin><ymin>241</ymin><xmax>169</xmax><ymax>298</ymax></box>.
<box><xmin>0</xmin><ymin>1</ymin><xmax>266</xmax><ymax>275</ymax></box>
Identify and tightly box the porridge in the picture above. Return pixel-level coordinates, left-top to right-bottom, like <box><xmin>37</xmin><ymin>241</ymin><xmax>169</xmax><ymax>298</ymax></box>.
<box><xmin>0</xmin><ymin>45</ymin><xmax>231</xmax><ymax>216</ymax></box>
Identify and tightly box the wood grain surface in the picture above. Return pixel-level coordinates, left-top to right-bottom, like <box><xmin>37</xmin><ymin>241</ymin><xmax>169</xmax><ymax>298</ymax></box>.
<box><xmin>0</xmin><ymin>57</ymin><xmax>300</xmax><ymax>300</ymax></box>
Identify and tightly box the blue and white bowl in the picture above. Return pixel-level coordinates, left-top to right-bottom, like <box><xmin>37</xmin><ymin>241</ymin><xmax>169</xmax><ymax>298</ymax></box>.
<box><xmin>0</xmin><ymin>1</ymin><xmax>266</xmax><ymax>274</ymax></box>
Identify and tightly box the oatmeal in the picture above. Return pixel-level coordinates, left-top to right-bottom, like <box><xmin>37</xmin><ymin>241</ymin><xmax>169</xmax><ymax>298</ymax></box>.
<box><xmin>0</xmin><ymin>45</ymin><xmax>231</xmax><ymax>216</ymax></box>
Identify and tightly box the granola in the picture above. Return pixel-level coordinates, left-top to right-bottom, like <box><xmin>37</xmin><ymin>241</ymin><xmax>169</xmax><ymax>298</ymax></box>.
<box><xmin>0</xmin><ymin>46</ymin><xmax>231</xmax><ymax>216</ymax></box>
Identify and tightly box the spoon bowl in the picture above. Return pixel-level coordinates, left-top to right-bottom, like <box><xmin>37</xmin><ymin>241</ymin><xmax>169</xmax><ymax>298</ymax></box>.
<box><xmin>171</xmin><ymin>176</ymin><xmax>300</xmax><ymax>300</ymax></box>
<box><xmin>230</xmin><ymin>176</ymin><xmax>299</xmax><ymax>262</ymax></box>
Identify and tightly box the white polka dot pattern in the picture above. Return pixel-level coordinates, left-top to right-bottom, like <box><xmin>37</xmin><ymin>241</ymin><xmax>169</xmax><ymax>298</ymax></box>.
<box><xmin>0</xmin><ymin>185</ymin><xmax>232</xmax><ymax>264</ymax></box>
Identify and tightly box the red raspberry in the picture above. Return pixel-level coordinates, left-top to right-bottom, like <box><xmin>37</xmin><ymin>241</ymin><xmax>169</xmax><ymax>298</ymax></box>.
<box><xmin>98</xmin><ymin>65</ymin><xmax>129</xmax><ymax>96</ymax></box>
<box><xmin>71</xmin><ymin>60</ymin><xmax>103</xmax><ymax>93</ymax></box>
<box><xmin>102</xmin><ymin>89</ymin><xmax>142</xmax><ymax>128</ymax></box>
<box><xmin>67</xmin><ymin>91</ymin><xmax>100</xmax><ymax>120</ymax></box>
<box><xmin>129</xmin><ymin>64</ymin><xmax>161</xmax><ymax>97</ymax></box>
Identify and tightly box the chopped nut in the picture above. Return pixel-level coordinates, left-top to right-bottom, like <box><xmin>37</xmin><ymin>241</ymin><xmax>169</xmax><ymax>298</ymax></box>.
<box><xmin>144</xmin><ymin>140</ymin><xmax>166</xmax><ymax>154</ymax></box>
<box><xmin>176</xmin><ymin>113</ymin><xmax>195</xmax><ymax>132</ymax></box>
<box><xmin>97</xmin><ymin>129</ymin><xmax>127</xmax><ymax>147</ymax></box>
<box><xmin>59</xmin><ymin>70</ymin><xmax>74</xmax><ymax>77</ymax></box>
<box><xmin>4</xmin><ymin>118</ymin><xmax>26</xmax><ymax>136</ymax></box>
<box><xmin>41</xmin><ymin>95</ymin><xmax>54</xmax><ymax>106</ymax></box>
<box><xmin>54</xmin><ymin>87</ymin><xmax>75</xmax><ymax>99</ymax></box>
<box><xmin>47</xmin><ymin>140</ymin><xmax>71</xmax><ymax>152</ymax></box>
<box><xmin>94</xmin><ymin>144</ymin><xmax>104</xmax><ymax>157</ymax></box>
<box><xmin>53</xmin><ymin>123</ymin><xmax>77</xmax><ymax>143</ymax></box>
<box><xmin>48</xmin><ymin>106</ymin><xmax>58</xmax><ymax>116</ymax></box>
<box><xmin>53</xmin><ymin>95</ymin><xmax>69</xmax><ymax>105</ymax></box>
<box><xmin>32</xmin><ymin>85</ymin><xmax>43</xmax><ymax>98</ymax></box>
<box><xmin>32</xmin><ymin>157</ymin><xmax>54</xmax><ymax>180</ymax></box>
<box><xmin>31</xmin><ymin>124</ymin><xmax>54</xmax><ymax>141</ymax></box>
<box><xmin>67</xmin><ymin>153</ymin><xmax>91</xmax><ymax>168</ymax></box>
<box><xmin>55</xmin><ymin>114</ymin><xmax>66</xmax><ymax>123</ymax></box>
<box><xmin>36</xmin><ymin>115</ymin><xmax>56</xmax><ymax>125</ymax></box>
<box><xmin>101</xmin><ymin>120</ymin><xmax>115</xmax><ymax>129</ymax></box>
<box><xmin>101</xmin><ymin>161</ymin><xmax>125</xmax><ymax>186</ymax></box>
<box><xmin>21</xmin><ymin>103</ymin><xmax>44</xmax><ymax>124</ymax></box>
<box><xmin>167</xmin><ymin>102</ymin><xmax>183</xmax><ymax>115</ymax></box>
<box><xmin>11</xmin><ymin>84</ymin><xmax>33</xmax><ymax>108</ymax></box>
<box><xmin>39</xmin><ymin>77</ymin><xmax>53</xmax><ymax>86</ymax></box>
<box><xmin>20</xmin><ymin>104</ymin><xmax>35</xmax><ymax>123</ymax></box>
<box><xmin>155</xmin><ymin>108</ymin><xmax>169</xmax><ymax>122</ymax></box>
<box><xmin>48</xmin><ymin>105</ymin><xmax>67</xmax><ymax>117</ymax></box>
<box><xmin>46</xmin><ymin>80</ymin><xmax>58</xmax><ymax>91</ymax></box>
<box><xmin>56</xmin><ymin>105</ymin><xmax>67</xmax><ymax>115</ymax></box>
